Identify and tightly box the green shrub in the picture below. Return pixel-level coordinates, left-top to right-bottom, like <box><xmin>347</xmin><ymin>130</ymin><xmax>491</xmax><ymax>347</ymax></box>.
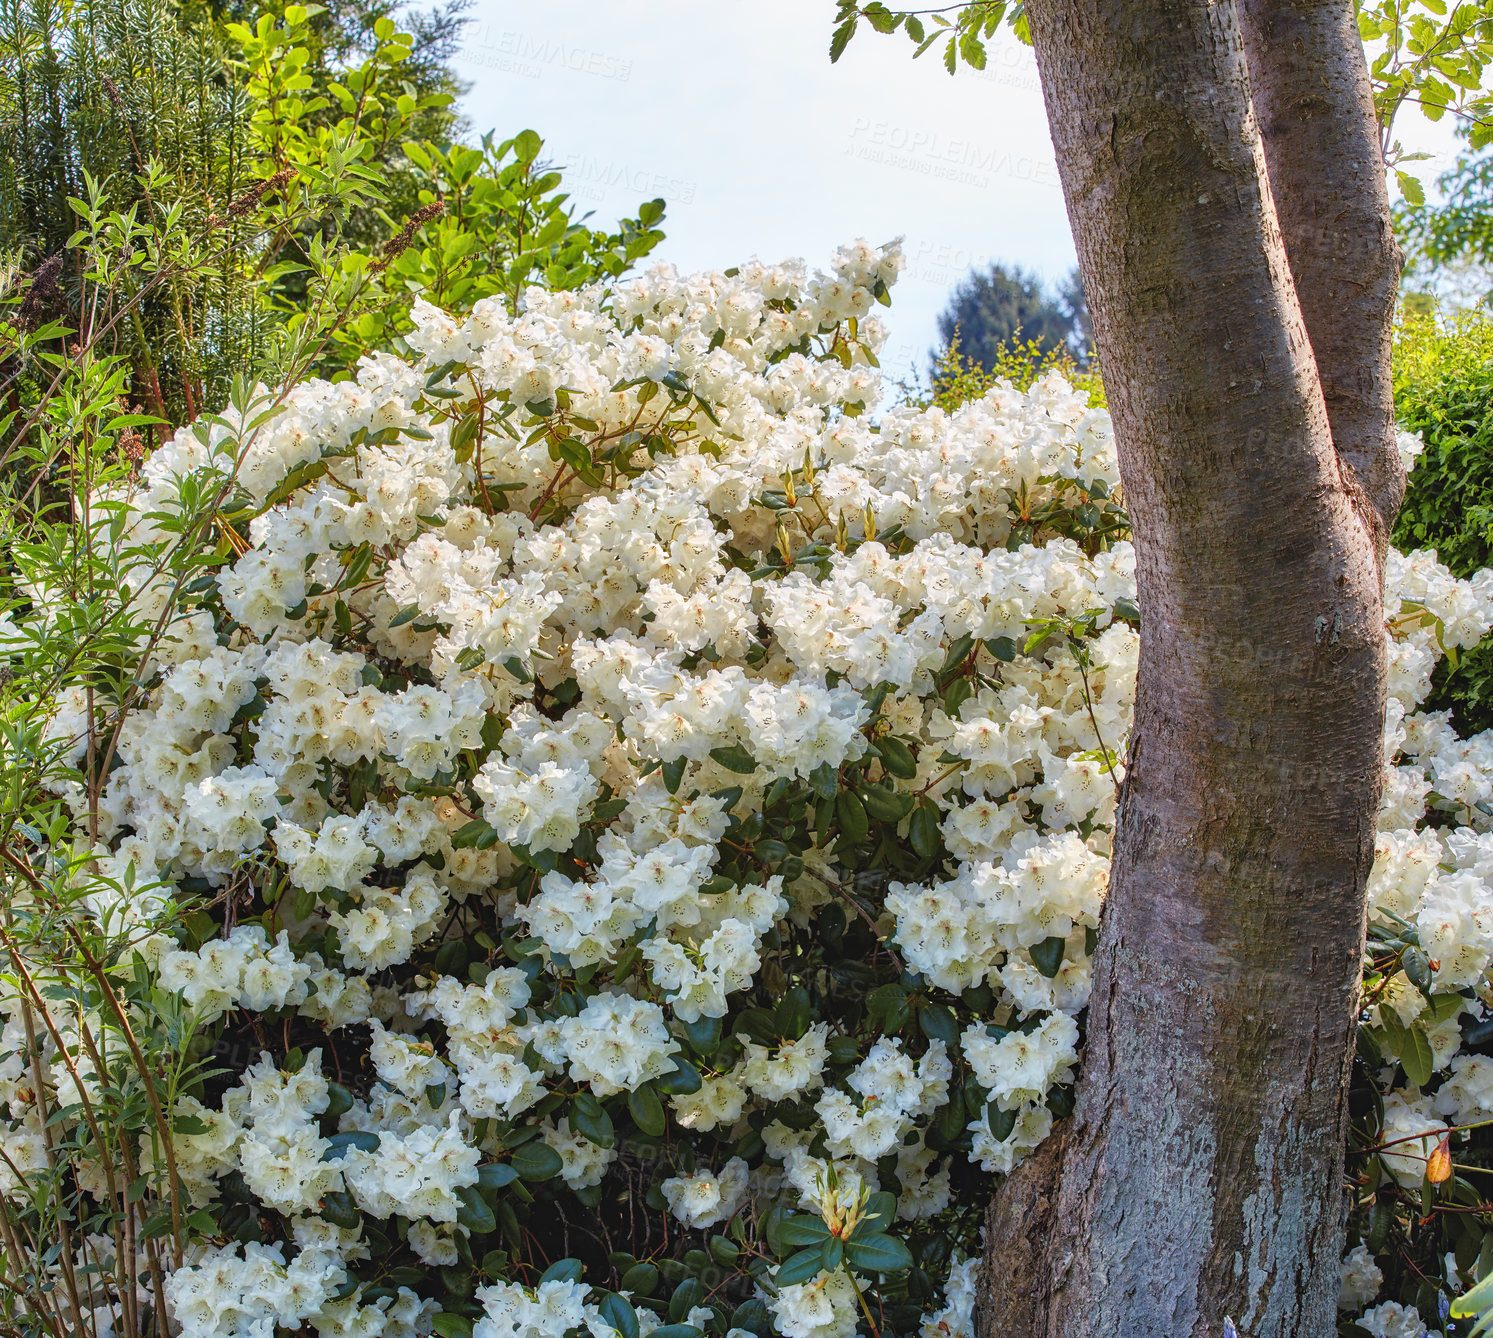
<box><xmin>901</xmin><ymin>328</ymin><xmax>1106</xmax><ymax>412</ymax></box>
<box><xmin>1393</xmin><ymin>306</ymin><xmax>1493</xmax><ymax>734</ymax></box>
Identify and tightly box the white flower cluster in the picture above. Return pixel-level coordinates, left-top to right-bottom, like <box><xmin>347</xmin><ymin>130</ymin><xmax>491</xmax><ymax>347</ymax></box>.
<box><xmin>18</xmin><ymin>238</ymin><xmax>1493</xmax><ymax>1338</ymax></box>
<box><xmin>164</xmin><ymin>1241</ymin><xmax>346</xmax><ymax>1338</ymax></box>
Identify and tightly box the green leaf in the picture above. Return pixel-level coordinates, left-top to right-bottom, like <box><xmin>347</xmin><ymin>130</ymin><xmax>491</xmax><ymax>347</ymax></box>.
<box><xmin>455</xmin><ymin>1185</ymin><xmax>497</xmax><ymax>1234</ymax></box>
<box><xmin>919</xmin><ymin>1002</ymin><xmax>959</xmax><ymax>1046</ymax></box>
<box><xmin>1030</xmin><ymin>936</ymin><xmax>1067</xmax><ymax>978</ymax></box>
<box><xmin>319</xmin><ymin>1190</ymin><xmax>361</xmax><ymax>1228</ymax></box>
<box><xmin>450</xmin><ymin>411</ymin><xmax>481</xmax><ymax>459</ymax></box>
<box><xmin>939</xmin><ymin>633</ymin><xmax>975</xmax><ymax>679</ymax></box>
<box><xmin>510</xmin><ymin>1141</ymin><xmax>563</xmax><ymax>1181</ymax></box>
<box><xmin>808</xmin><ymin>761</ymin><xmax>839</xmax><ymax>799</ymax></box>
<box><xmin>655</xmin><ymin>1056</ymin><xmax>703</xmax><ymax>1095</ymax></box>
<box><xmin>709</xmin><ymin>1234</ymin><xmax>740</xmax><ymax>1265</ymax></box>
<box><xmin>668</xmin><ymin>1278</ymin><xmax>704</xmax><ymax>1323</ymax></box>
<box><xmin>858</xmin><ymin>1191</ymin><xmax>897</xmax><ymax>1235</ymax></box>
<box><xmin>324</xmin><ymin>1082</ymin><xmax>354</xmax><ymax>1120</ymax></box>
<box><xmin>1402</xmin><ymin>1025</ymin><xmax>1435</xmax><ymax>1087</ymax></box>
<box><xmin>774</xmin><ymin>1247</ymin><xmax>827</xmax><ymax>1286</ymax></box>
<box><xmin>829</xmin><ymin>17</ymin><xmax>857</xmax><ymax>61</ymax></box>
<box><xmin>836</xmin><ymin>790</ymin><xmax>869</xmax><ymax>845</ymax></box>
<box><xmin>776</xmin><ymin>985</ymin><xmax>812</xmax><ymax>1039</ymax></box>
<box><xmin>680</xmin><ymin>1013</ymin><xmax>723</xmax><ymax>1054</ymax></box>
<box><xmin>731</xmin><ymin>1300</ymin><xmax>770</xmax><ymax>1335</ymax></box>
<box><xmin>943</xmin><ymin>676</ymin><xmax>973</xmax><ymax>717</ymax></box>
<box><xmin>709</xmin><ymin>744</ymin><xmax>758</xmax><ymax>774</ymax></box>
<box><xmin>909</xmin><ymin>799</ymin><xmax>941</xmax><ymax>860</ymax></box>
<box><xmin>432</xmin><ymin>1315</ymin><xmax>474</xmax><ymax>1338</ymax></box>
<box><xmin>877</xmin><ymin>736</ymin><xmax>918</xmax><ymax>779</ymax></box>
<box><xmin>599</xmin><ymin>1293</ymin><xmax>641</xmax><ymax>1338</ymax></box>
<box><xmin>862</xmin><ymin>783</ymin><xmax>914</xmax><ymax>821</ymax></box>
<box><xmin>552</xmin><ymin>437</ymin><xmax>594</xmax><ymax>476</ymax></box>
<box><xmin>628</xmin><ymin>1084</ymin><xmax>666</xmax><ymax>1137</ymax></box>
<box><xmin>1403</xmin><ymin>945</ymin><xmax>1434</xmax><ymax>997</ymax></box>
<box><xmin>451</xmin><ymin>819</ymin><xmax>499</xmax><ymax>850</ymax></box>
<box><xmin>572</xmin><ymin>1094</ymin><xmax>616</xmax><ymax>1148</ymax></box>
<box><xmin>478</xmin><ymin>1163</ymin><xmax>519</xmax><ymax>1190</ymax></box>
<box><xmin>541</xmin><ymin>1259</ymin><xmax>584</xmax><ymax>1285</ymax></box>
<box><xmin>322</xmin><ymin>1130</ymin><xmax>381</xmax><ymax>1161</ymax></box>
<box><xmin>777</xmin><ymin>1214</ymin><xmax>832</xmax><ymax>1247</ymax></box>
<box><xmin>1455</xmin><ymin>1269</ymin><xmax>1493</xmax><ymax>1325</ymax></box>
<box><xmin>621</xmin><ymin>1262</ymin><xmax>659</xmax><ymax>1295</ymax></box>
<box><xmin>867</xmin><ymin>983</ymin><xmax>911</xmax><ymax>1031</ymax></box>
<box><xmin>843</xmin><ymin>1232</ymin><xmax>914</xmax><ymax>1273</ymax></box>
<box><xmin>661</xmin><ymin>756</ymin><xmax>687</xmax><ymax>795</ymax></box>
<box><xmin>1397</xmin><ymin>169</ymin><xmax>1427</xmax><ymax>207</ymax></box>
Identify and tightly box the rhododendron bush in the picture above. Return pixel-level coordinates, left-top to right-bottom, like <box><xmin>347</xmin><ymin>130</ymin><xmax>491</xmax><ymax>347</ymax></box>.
<box><xmin>7</xmin><ymin>240</ymin><xmax>1493</xmax><ymax>1338</ymax></box>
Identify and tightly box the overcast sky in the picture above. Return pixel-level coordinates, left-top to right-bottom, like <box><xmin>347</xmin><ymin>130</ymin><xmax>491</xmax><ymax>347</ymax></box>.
<box><xmin>454</xmin><ymin>3</ymin><xmax>1462</xmax><ymax>384</ymax></box>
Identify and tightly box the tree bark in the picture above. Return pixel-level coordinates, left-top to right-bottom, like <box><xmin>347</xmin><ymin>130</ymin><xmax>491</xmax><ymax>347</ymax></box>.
<box><xmin>976</xmin><ymin>0</ymin><xmax>1399</xmax><ymax>1333</ymax></box>
<box><xmin>1237</xmin><ymin>0</ymin><xmax>1404</xmax><ymax>528</ymax></box>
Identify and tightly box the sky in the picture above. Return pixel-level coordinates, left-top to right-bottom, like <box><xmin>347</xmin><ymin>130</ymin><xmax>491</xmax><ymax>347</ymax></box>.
<box><xmin>453</xmin><ymin>3</ymin><xmax>1465</xmax><ymax>385</ymax></box>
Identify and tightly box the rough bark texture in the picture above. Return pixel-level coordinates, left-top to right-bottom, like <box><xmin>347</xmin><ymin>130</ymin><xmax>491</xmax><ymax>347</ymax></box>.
<box><xmin>1237</xmin><ymin>0</ymin><xmax>1404</xmax><ymax>528</ymax></box>
<box><xmin>975</xmin><ymin>0</ymin><xmax>1400</xmax><ymax>1334</ymax></box>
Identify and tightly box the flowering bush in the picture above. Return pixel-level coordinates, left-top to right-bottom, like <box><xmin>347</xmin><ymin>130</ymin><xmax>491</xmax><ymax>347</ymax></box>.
<box><xmin>8</xmin><ymin>237</ymin><xmax>1493</xmax><ymax>1338</ymax></box>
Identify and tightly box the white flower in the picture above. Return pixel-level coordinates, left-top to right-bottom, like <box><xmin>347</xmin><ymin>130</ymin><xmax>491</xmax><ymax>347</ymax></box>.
<box><xmin>961</xmin><ymin>1013</ymin><xmax>1079</xmax><ymax>1110</ymax></box>
<box><xmin>1338</xmin><ymin>1243</ymin><xmax>1383</xmax><ymax>1312</ymax></box>
<box><xmin>560</xmin><ymin>993</ymin><xmax>681</xmax><ymax>1096</ymax></box>
<box><xmin>661</xmin><ymin>1156</ymin><xmax>749</xmax><ymax>1228</ymax></box>
<box><xmin>769</xmin><ymin>1269</ymin><xmax>861</xmax><ymax>1338</ymax></box>
<box><xmin>1357</xmin><ymin>1300</ymin><xmax>1428</xmax><ymax>1338</ymax></box>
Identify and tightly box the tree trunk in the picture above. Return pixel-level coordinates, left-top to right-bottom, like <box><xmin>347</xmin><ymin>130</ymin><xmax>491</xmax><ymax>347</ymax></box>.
<box><xmin>977</xmin><ymin>0</ymin><xmax>1401</xmax><ymax>1333</ymax></box>
<box><xmin>1237</xmin><ymin>0</ymin><xmax>1404</xmax><ymax>528</ymax></box>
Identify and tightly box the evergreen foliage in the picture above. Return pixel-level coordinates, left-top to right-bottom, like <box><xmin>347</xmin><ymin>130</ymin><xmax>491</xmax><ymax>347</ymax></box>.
<box><xmin>932</xmin><ymin>262</ymin><xmax>1086</xmax><ymax>377</ymax></box>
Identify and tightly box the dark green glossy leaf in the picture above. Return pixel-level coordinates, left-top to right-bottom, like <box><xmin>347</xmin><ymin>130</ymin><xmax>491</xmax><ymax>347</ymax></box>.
<box><xmin>843</xmin><ymin>1232</ymin><xmax>913</xmax><ymax>1273</ymax></box>
<box><xmin>774</xmin><ymin>1247</ymin><xmax>827</xmax><ymax>1286</ymax></box>
<box><xmin>599</xmin><ymin>1293</ymin><xmax>640</xmax><ymax>1338</ymax></box>
<box><xmin>455</xmin><ymin>1185</ymin><xmax>496</xmax><ymax>1234</ymax></box>
<box><xmin>709</xmin><ymin>744</ymin><xmax>757</xmax><ymax>774</ymax></box>
<box><xmin>777</xmin><ymin>1214</ymin><xmax>832</xmax><ymax>1247</ymax></box>
<box><xmin>1030</xmin><ymin>935</ymin><xmax>1067</xmax><ymax>978</ymax></box>
<box><xmin>510</xmin><ymin>1142</ymin><xmax>563</xmax><ymax>1181</ymax></box>
<box><xmin>628</xmin><ymin>1084</ymin><xmax>666</xmax><ymax>1137</ymax></box>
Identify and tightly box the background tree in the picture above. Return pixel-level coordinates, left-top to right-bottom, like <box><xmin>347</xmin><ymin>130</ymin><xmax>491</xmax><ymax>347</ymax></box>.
<box><xmin>0</xmin><ymin>0</ymin><xmax>666</xmax><ymax>444</ymax></box>
<box><xmin>932</xmin><ymin>262</ymin><xmax>1087</xmax><ymax>373</ymax></box>
<box><xmin>0</xmin><ymin>0</ymin><xmax>465</xmax><ymax>426</ymax></box>
<box><xmin>1397</xmin><ymin>133</ymin><xmax>1493</xmax><ymax>305</ymax></box>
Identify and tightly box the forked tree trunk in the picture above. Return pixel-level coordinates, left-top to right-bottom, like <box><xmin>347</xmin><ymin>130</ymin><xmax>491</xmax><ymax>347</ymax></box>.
<box><xmin>976</xmin><ymin>0</ymin><xmax>1402</xmax><ymax>1333</ymax></box>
